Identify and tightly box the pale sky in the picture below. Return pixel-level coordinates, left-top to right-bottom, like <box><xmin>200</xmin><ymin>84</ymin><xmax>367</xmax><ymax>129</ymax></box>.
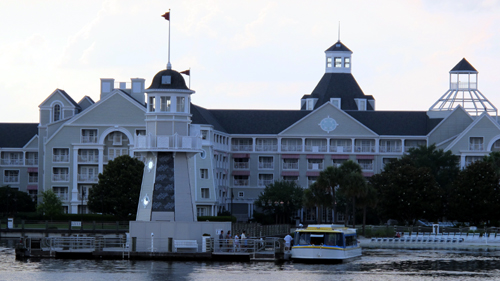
<box><xmin>1</xmin><ymin>0</ymin><xmax>499</xmax><ymax>123</ymax></box>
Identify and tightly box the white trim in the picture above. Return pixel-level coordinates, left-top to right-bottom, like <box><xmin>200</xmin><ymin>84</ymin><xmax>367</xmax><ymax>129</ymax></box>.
<box><xmin>445</xmin><ymin>112</ymin><xmax>500</xmax><ymax>151</ymax></box>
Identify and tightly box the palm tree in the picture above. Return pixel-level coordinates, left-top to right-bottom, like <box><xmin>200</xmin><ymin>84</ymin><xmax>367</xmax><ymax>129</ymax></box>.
<box><xmin>315</xmin><ymin>166</ymin><xmax>342</xmax><ymax>223</ymax></box>
<box><xmin>356</xmin><ymin>184</ymin><xmax>377</xmax><ymax>235</ymax></box>
<box><xmin>338</xmin><ymin>160</ymin><xmax>367</xmax><ymax>228</ymax></box>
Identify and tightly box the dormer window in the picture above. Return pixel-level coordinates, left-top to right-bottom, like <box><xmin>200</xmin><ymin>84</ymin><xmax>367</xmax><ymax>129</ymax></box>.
<box><xmin>161</xmin><ymin>75</ymin><xmax>171</xmax><ymax>84</ymax></box>
<box><xmin>355</xmin><ymin>99</ymin><xmax>367</xmax><ymax>111</ymax></box>
<box><xmin>53</xmin><ymin>104</ymin><xmax>61</xmax><ymax>122</ymax></box>
<box><xmin>344</xmin><ymin>57</ymin><xmax>350</xmax><ymax>68</ymax></box>
<box><xmin>148</xmin><ymin>96</ymin><xmax>156</xmax><ymax>112</ymax></box>
<box><xmin>306</xmin><ymin>99</ymin><xmax>315</xmax><ymax>110</ymax></box>
<box><xmin>334</xmin><ymin>57</ymin><xmax>342</xmax><ymax>68</ymax></box>
<box><xmin>176</xmin><ymin>96</ymin><xmax>185</xmax><ymax>112</ymax></box>
<box><xmin>327</xmin><ymin>57</ymin><xmax>332</xmax><ymax>68</ymax></box>
<box><xmin>330</xmin><ymin>98</ymin><xmax>341</xmax><ymax>109</ymax></box>
<box><xmin>160</xmin><ymin>96</ymin><xmax>171</xmax><ymax>112</ymax></box>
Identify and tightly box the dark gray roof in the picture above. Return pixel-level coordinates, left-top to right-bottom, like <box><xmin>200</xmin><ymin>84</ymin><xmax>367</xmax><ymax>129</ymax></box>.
<box><xmin>346</xmin><ymin>111</ymin><xmax>442</xmax><ymax>135</ymax></box>
<box><xmin>325</xmin><ymin>41</ymin><xmax>352</xmax><ymax>53</ymax></box>
<box><xmin>450</xmin><ymin>58</ymin><xmax>477</xmax><ymax>72</ymax></box>
<box><xmin>307</xmin><ymin>73</ymin><xmax>374</xmax><ymax>110</ymax></box>
<box><xmin>148</xmin><ymin>69</ymin><xmax>189</xmax><ymax>90</ymax></box>
<box><xmin>0</xmin><ymin>123</ymin><xmax>38</xmax><ymax>148</ymax></box>
<box><xmin>191</xmin><ymin>104</ymin><xmax>228</xmax><ymax>133</ymax></box>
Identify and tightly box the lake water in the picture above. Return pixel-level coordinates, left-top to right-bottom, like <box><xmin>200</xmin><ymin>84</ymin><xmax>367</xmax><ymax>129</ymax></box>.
<box><xmin>2</xmin><ymin>239</ymin><xmax>500</xmax><ymax>280</ymax></box>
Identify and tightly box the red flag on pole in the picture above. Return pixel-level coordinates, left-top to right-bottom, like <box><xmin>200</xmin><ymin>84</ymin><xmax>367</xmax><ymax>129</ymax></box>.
<box><xmin>180</xmin><ymin>70</ymin><xmax>190</xmax><ymax>76</ymax></box>
<box><xmin>161</xmin><ymin>12</ymin><xmax>170</xmax><ymax>21</ymax></box>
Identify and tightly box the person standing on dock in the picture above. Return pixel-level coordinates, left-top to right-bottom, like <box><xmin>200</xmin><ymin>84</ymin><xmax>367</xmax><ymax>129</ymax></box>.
<box><xmin>284</xmin><ymin>233</ymin><xmax>293</xmax><ymax>252</ymax></box>
<box><xmin>241</xmin><ymin>231</ymin><xmax>247</xmax><ymax>251</ymax></box>
<box><xmin>219</xmin><ymin>230</ymin><xmax>224</xmax><ymax>252</ymax></box>
<box><xmin>226</xmin><ymin>231</ymin><xmax>232</xmax><ymax>252</ymax></box>
<box><xmin>234</xmin><ymin>234</ymin><xmax>240</xmax><ymax>252</ymax></box>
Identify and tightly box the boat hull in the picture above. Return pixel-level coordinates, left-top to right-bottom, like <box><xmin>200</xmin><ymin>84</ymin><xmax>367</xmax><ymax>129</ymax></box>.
<box><xmin>291</xmin><ymin>246</ymin><xmax>362</xmax><ymax>260</ymax></box>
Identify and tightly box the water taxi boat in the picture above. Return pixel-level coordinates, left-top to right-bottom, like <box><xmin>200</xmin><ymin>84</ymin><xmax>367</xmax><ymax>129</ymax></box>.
<box><xmin>291</xmin><ymin>224</ymin><xmax>362</xmax><ymax>261</ymax></box>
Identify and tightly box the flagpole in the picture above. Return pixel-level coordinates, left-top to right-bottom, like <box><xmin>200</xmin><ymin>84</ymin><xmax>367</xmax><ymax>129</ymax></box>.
<box><xmin>189</xmin><ymin>67</ymin><xmax>191</xmax><ymax>88</ymax></box>
<box><xmin>168</xmin><ymin>9</ymin><xmax>171</xmax><ymax>69</ymax></box>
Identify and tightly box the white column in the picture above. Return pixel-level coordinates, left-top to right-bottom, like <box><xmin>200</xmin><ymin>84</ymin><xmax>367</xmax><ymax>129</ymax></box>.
<box><xmin>98</xmin><ymin>147</ymin><xmax>104</xmax><ymax>174</ymax></box>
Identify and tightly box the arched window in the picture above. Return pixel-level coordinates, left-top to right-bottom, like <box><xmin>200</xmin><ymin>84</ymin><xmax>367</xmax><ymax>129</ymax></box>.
<box><xmin>53</xmin><ymin>104</ymin><xmax>61</xmax><ymax>122</ymax></box>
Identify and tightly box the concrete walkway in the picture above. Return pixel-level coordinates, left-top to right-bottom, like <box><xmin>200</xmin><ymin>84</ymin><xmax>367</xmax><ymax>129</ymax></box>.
<box><xmin>360</xmin><ymin>236</ymin><xmax>500</xmax><ymax>251</ymax></box>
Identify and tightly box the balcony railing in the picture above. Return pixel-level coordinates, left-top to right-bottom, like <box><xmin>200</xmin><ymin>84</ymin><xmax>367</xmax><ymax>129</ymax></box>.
<box><xmin>231</xmin><ymin>144</ymin><xmax>253</xmax><ymax>152</ymax></box>
<box><xmin>259</xmin><ymin>162</ymin><xmax>274</xmax><ymax>169</ymax></box>
<box><xmin>282</xmin><ymin>162</ymin><xmax>299</xmax><ymax>170</ymax></box>
<box><xmin>77</xmin><ymin>194</ymin><xmax>89</xmax><ymax>201</ymax></box>
<box><xmin>359</xmin><ymin>162</ymin><xmax>373</xmax><ymax>170</ymax></box>
<box><xmin>255</xmin><ymin>144</ymin><xmax>278</xmax><ymax>152</ymax></box>
<box><xmin>307</xmin><ymin>163</ymin><xmax>324</xmax><ymax>170</ymax></box>
<box><xmin>450</xmin><ymin>82</ymin><xmax>477</xmax><ymax>90</ymax></box>
<box><xmin>469</xmin><ymin>144</ymin><xmax>484</xmax><ymax>151</ymax></box>
<box><xmin>53</xmin><ymin>155</ymin><xmax>69</xmax><ymax>162</ymax></box>
<box><xmin>1</xmin><ymin>159</ymin><xmax>24</xmax><ymax>165</ymax></box>
<box><xmin>135</xmin><ymin>134</ymin><xmax>202</xmax><ymax>151</ymax></box>
<box><xmin>28</xmin><ymin>176</ymin><xmax>38</xmax><ymax>183</ymax></box>
<box><xmin>25</xmin><ymin>159</ymin><xmax>38</xmax><ymax>165</ymax></box>
<box><xmin>55</xmin><ymin>193</ymin><xmax>69</xmax><ymax>201</ymax></box>
<box><xmin>4</xmin><ymin>176</ymin><xmax>19</xmax><ymax>183</ymax></box>
<box><xmin>78</xmin><ymin>155</ymin><xmax>99</xmax><ymax>163</ymax></box>
<box><xmin>258</xmin><ymin>179</ymin><xmax>274</xmax><ymax>186</ymax></box>
<box><xmin>234</xmin><ymin>179</ymin><xmax>249</xmax><ymax>186</ymax></box>
<box><xmin>81</xmin><ymin>136</ymin><xmax>98</xmax><ymax>143</ymax></box>
<box><xmin>354</xmin><ymin>145</ymin><xmax>375</xmax><ymax>153</ymax></box>
<box><xmin>78</xmin><ymin>174</ymin><xmax>99</xmax><ymax>182</ymax></box>
<box><xmin>281</xmin><ymin>145</ymin><xmax>302</xmax><ymax>152</ymax></box>
<box><xmin>330</xmin><ymin>145</ymin><xmax>352</xmax><ymax>153</ymax></box>
<box><xmin>379</xmin><ymin>145</ymin><xmax>402</xmax><ymax>153</ymax></box>
<box><xmin>52</xmin><ymin>174</ymin><xmax>69</xmax><ymax>182</ymax></box>
<box><xmin>305</xmin><ymin>145</ymin><xmax>327</xmax><ymax>152</ymax></box>
<box><xmin>233</xmin><ymin>162</ymin><xmax>249</xmax><ymax>169</ymax></box>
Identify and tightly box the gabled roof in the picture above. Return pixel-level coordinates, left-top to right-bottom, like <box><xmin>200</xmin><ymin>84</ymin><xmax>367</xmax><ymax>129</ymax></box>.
<box><xmin>58</xmin><ymin>89</ymin><xmax>82</xmax><ymax>109</ymax></box>
<box><xmin>190</xmin><ymin>104</ymin><xmax>228</xmax><ymax>133</ymax></box>
<box><xmin>346</xmin><ymin>111</ymin><xmax>442</xmax><ymax>135</ymax></box>
<box><xmin>307</xmin><ymin>73</ymin><xmax>374</xmax><ymax>110</ymax></box>
<box><xmin>0</xmin><ymin>123</ymin><xmax>38</xmax><ymax>148</ymax></box>
<box><xmin>450</xmin><ymin>58</ymin><xmax>477</xmax><ymax>72</ymax></box>
<box><xmin>325</xmin><ymin>41</ymin><xmax>352</xmax><ymax>53</ymax></box>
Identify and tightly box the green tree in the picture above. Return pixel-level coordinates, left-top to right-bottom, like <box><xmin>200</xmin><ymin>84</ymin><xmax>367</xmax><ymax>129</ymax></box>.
<box><xmin>356</xmin><ymin>184</ymin><xmax>377</xmax><ymax>235</ymax></box>
<box><xmin>254</xmin><ymin>180</ymin><xmax>304</xmax><ymax>224</ymax></box>
<box><xmin>483</xmin><ymin>151</ymin><xmax>500</xmax><ymax>175</ymax></box>
<box><xmin>337</xmin><ymin>160</ymin><xmax>367</xmax><ymax>228</ymax></box>
<box><xmin>448</xmin><ymin>161</ymin><xmax>500</xmax><ymax>226</ymax></box>
<box><xmin>37</xmin><ymin>189</ymin><xmax>63</xmax><ymax>220</ymax></box>
<box><xmin>0</xmin><ymin>185</ymin><xmax>36</xmax><ymax>215</ymax></box>
<box><xmin>87</xmin><ymin>155</ymin><xmax>144</xmax><ymax>220</ymax></box>
<box><xmin>309</xmin><ymin>165</ymin><xmax>342</xmax><ymax>223</ymax></box>
<box><xmin>371</xmin><ymin>158</ymin><xmax>441</xmax><ymax>224</ymax></box>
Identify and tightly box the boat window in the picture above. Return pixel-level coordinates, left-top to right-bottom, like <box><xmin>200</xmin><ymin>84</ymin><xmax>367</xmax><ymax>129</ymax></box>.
<box><xmin>310</xmin><ymin>234</ymin><xmax>324</xmax><ymax>246</ymax></box>
<box><xmin>345</xmin><ymin>235</ymin><xmax>357</xmax><ymax>247</ymax></box>
<box><xmin>297</xmin><ymin>232</ymin><xmax>310</xmax><ymax>245</ymax></box>
<box><xmin>324</xmin><ymin>233</ymin><xmax>343</xmax><ymax>246</ymax></box>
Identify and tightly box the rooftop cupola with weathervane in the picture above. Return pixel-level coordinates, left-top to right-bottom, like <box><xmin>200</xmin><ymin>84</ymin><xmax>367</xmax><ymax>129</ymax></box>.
<box><xmin>428</xmin><ymin>58</ymin><xmax>497</xmax><ymax>118</ymax></box>
<box><xmin>325</xmin><ymin>40</ymin><xmax>353</xmax><ymax>74</ymax></box>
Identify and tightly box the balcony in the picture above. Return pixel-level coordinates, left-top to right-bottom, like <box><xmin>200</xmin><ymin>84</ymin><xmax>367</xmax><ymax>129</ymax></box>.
<box><xmin>53</xmin><ymin>155</ymin><xmax>69</xmax><ymax>162</ymax></box>
<box><xmin>307</xmin><ymin>163</ymin><xmax>324</xmax><ymax>170</ymax></box>
<box><xmin>359</xmin><ymin>162</ymin><xmax>373</xmax><ymax>170</ymax></box>
<box><xmin>469</xmin><ymin>144</ymin><xmax>484</xmax><ymax>151</ymax></box>
<box><xmin>231</xmin><ymin>144</ymin><xmax>252</xmax><ymax>152</ymax></box>
<box><xmin>258</xmin><ymin>162</ymin><xmax>274</xmax><ymax>169</ymax></box>
<box><xmin>379</xmin><ymin>146</ymin><xmax>402</xmax><ymax>153</ymax></box>
<box><xmin>258</xmin><ymin>179</ymin><xmax>274</xmax><ymax>186</ymax></box>
<box><xmin>52</xmin><ymin>174</ymin><xmax>69</xmax><ymax>182</ymax></box>
<box><xmin>81</xmin><ymin>136</ymin><xmax>98</xmax><ymax>143</ymax></box>
<box><xmin>1</xmin><ymin>159</ymin><xmax>23</xmax><ymax>165</ymax></box>
<box><xmin>282</xmin><ymin>162</ymin><xmax>299</xmax><ymax>170</ymax></box>
<box><xmin>25</xmin><ymin>159</ymin><xmax>38</xmax><ymax>165</ymax></box>
<box><xmin>234</xmin><ymin>179</ymin><xmax>249</xmax><ymax>186</ymax></box>
<box><xmin>330</xmin><ymin>145</ymin><xmax>352</xmax><ymax>153</ymax></box>
<box><xmin>55</xmin><ymin>193</ymin><xmax>69</xmax><ymax>201</ymax></box>
<box><xmin>233</xmin><ymin>162</ymin><xmax>249</xmax><ymax>169</ymax></box>
<box><xmin>78</xmin><ymin>155</ymin><xmax>99</xmax><ymax>163</ymax></box>
<box><xmin>255</xmin><ymin>144</ymin><xmax>278</xmax><ymax>152</ymax></box>
<box><xmin>4</xmin><ymin>176</ymin><xmax>19</xmax><ymax>183</ymax></box>
<box><xmin>281</xmin><ymin>145</ymin><xmax>302</xmax><ymax>152</ymax></box>
<box><xmin>135</xmin><ymin>134</ymin><xmax>202</xmax><ymax>151</ymax></box>
<box><xmin>451</xmin><ymin>82</ymin><xmax>477</xmax><ymax>90</ymax></box>
<box><xmin>28</xmin><ymin>176</ymin><xmax>38</xmax><ymax>183</ymax></box>
<box><xmin>305</xmin><ymin>145</ymin><xmax>327</xmax><ymax>153</ymax></box>
<box><xmin>77</xmin><ymin>194</ymin><xmax>89</xmax><ymax>201</ymax></box>
<box><xmin>354</xmin><ymin>145</ymin><xmax>375</xmax><ymax>153</ymax></box>
<box><xmin>78</xmin><ymin>174</ymin><xmax>99</xmax><ymax>183</ymax></box>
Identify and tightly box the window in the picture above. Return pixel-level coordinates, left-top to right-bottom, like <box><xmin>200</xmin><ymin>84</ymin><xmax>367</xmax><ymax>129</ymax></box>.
<box><xmin>4</xmin><ymin>170</ymin><xmax>19</xmax><ymax>183</ymax></box>
<box><xmin>281</xmin><ymin>138</ymin><xmax>302</xmax><ymax>152</ymax></box>
<box><xmin>28</xmin><ymin>190</ymin><xmax>38</xmax><ymax>202</ymax></box>
<box><xmin>283</xmin><ymin>176</ymin><xmax>299</xmax><ymax>184</ymax></box>
<box><xmin>136</xmin><ymin>130</ymin><xmax>146</xmax><ymax>136</ymax></box>
<box><xmin>78</xmin><ymin>149</ymin><xmax>98</xmax><ymax>163</ymax></box>
<box><xmin>200</xmin><ymin>169</ymin><xmax>209</xmax><ymax>179</ymax></box>
<box><xmin>330</xmin><ymin>98</ymin><xmax>341</xmax><ymax>108</ymax></box>
<box><xmin>469</xmin><ymin>137</ymin><xmax>484</xmax><ymax>151</ymax></box>
<box><xmin>282</xmin><ymin>158</ymin><xmax>299</xmax><ymax>170</ymax></box>
<box><xmin>305</xmin><ymin>139</ymin><xmax>327</xmax><ymax>152</ymax></box>
<box><xmin>26</xmin><ymin>152</ymin><xmax>38</xmax><ymax>165</ymax></box>
<box><xmin>108</xmin><ymin>148</ymin><xmax>128</xmax><ymax>161</ymax></box>
<box><xmin>306</xmin><ymin>99</ymin><xmax>315</xmax><ymax>110</ymax></box>
<box><xmin>197</xmin><ymin>207</ymin><xmax>208</xmax><ymax>217</ymax></box>
<box><xmin>234</xmin><ymin>158</ymin><xmax>249</xmax><ymax>169</ymax></box>
<box><xmin>1</xmin><ymin>152</ymin><xmax>23</xmax><ymax>165</ymax></box>
<box><xmin>334</xmin><ymin>57</ymin><xmax>342</xmax><ymax>67</ymax></box>
<box><xmin>79</xmin><ymin>185</ymin><xmax>90</xmax><ymax>200</ymax></box>
<box><xmin>307</xmin><ymin>176</ymin><xmax>318</xmax><ymax>187</ymax></box>
<box><xmin>355</xmin><ymin>99</ymin><xmax>367</xmax><ymax>111</ymax></box>
<box><xmin>332</xmin><ymin>159</ymin><xmax>346</xmax><ymax>167</ymax></box>
<box><xmin>53</xmin><ymin>186</ymin><xmax>69</xmax><ymax>201</ymax></box>
<box><xmin>28</xmin><ymin>172</ymin><xmax>38</xmax><ymax>183</ymax></box>
<box><xmin>330</xmin><ymin>139</ymin><xmax>351</xmax><ymax>153</ymax></box>
<box><xmin>234</xmin><ymin>175</ymin><xmax>249</xmax><ymax>186</ymax></box>
<box><xmin>344</xmin><ymin>57</ymin><xmax>350</xmax><ymax>68</ymax></box>
<box><xmin>148</xmin><ymin>96</ymin><xmax>155</xmax><ymax>112</ymax></box>
<box><xmin>160</xmin><ymin>96</ymin><xmax>171</xmax><ymax>112</ymax></box>
<box><xmin>53</xmin><ymin>104</ymin><xmax>61</xmax><ymax>122</ymax></box>
<box><xmin>355</xmin><ymin>139</ymin><xmax>375</xmax><ymax>152</ymax></box>
<box><xmin>380</xmin><ymin>140</ymin><xmax>402</xmax><ymax>153</ymax></box>
<box><xmin>238</xmin><ymin>191</ymin><xmax>244</xmax><ymax>198</ymax></box>
<box><xmin>405</xmin><ymin>140</ymin><xmax>426</xmax><ymax>152</ymax></box>
<box><xmin>53</xmin><ymin>168</ymin><xmax>69</xmax><ymax>182</ymax></box>
<box><xmin>305</xmin><ymin>207</ymin><xmax>316</xmax><ymax>221</ymax></box>
<box><xmin>82</xmin><ymin>129</ymin><xmax>98</xmax><ymax>143</ymax></box>
<box><xmin>465</xmin><ymin>156</ymin><xmax>483</xmax><ymax>166</ymax></box>
<box><xmin>53</xmin><ymin>148</ymin><xmax>69</xmax><ymax>162</ymax></box>
<box><xmin>358</xmin><ymin>159</ymin><xmax>373</xmax><ymax>170</ymax></box>
<box><xmin>201</xmin><ymin>188</ymin><xmax>210</xmax><ymax>199</ymax></box>
<box><xmin>231</xmin><ymin>138</ymin><xmax>252</xmax><ymax>151</ymax></box>
<box><xmin>162</xmin><ymin>75</ymin><xmax>171</xmax><ymax>84</ymax></box>
<box><xmin>78</xmin><ymin>167</ymin><xmax>98</xmax><ymax>182</ymax></box>
<box><xmin>259</xmin><ymin>156</ymin><xmax>274</xmax><ymax>169</ymax></box>
<box><xmin>176</xmin><ymin>96</ymin><xmax>185</xmax><ymax>112</ymax></box>
<box><xmin>259</xmin><ymin>174</ymin><xmax>274</xmax><ymax>186</ymax></box>
<box><xmin>326</xmin><ymin>57</ymin><xmax>332</xmax><ymax>68</ymax></box>
<box><xmin>200</xmin><ymin>149</ymin><xmax>206</xmax><ymax>159</ymax></box>
<box><xmin>201</xmin><ymin>130</ymin><xmax>208</xmax><ymax>140</ymax></box>
<box><xmin>256</xmin><ymin>139</ymin><xmax>277</xmax><ymax>151</ymax></box>
<box><xmin>383</xmin><ymin>158</ymin><xmax>396</xmax><ymax>166</ymax></box>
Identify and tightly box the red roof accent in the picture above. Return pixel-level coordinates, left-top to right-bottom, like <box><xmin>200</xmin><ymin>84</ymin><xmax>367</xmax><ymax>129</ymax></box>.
<box><xmin>232</xmin><ymin>170</ymin><xmax>250</xmax><ymax>176</ymax></box>
<box><xmin>281</xmin><ymin>171</ymin><xmax>300</xmax><ymax>176</ymax></box>
<box><xmin>281</xmin><ymin>154</ymin><xmax>300</xmax><ymax>159</ymax></box>
<box><xmin>27</xmin><ymin>185</ymin><xmax>38</xmax><ymax>190</ymax></box>
<box><xmin>306</xmin><ymin>154</ymin><xmax>324</xmax><ymax>159</ymax></box>
<box><xmin>232</xmin><ymin>153</ymin><xmax>250</xmax><ymax>158</ymax></box>
<box><xmin>362</xmin><ymin>172</ymin><xmax>374</xmax><ymax>177</ymax></box>
<box><xmin>356</xmin><ymin>155</ymin><xmax>374</xmax><ymax>160</ymax></box>
<box><xmin>306</xmin><ymin>171</ymin><xmax>320</xmax><ymax>177</ymax></box>
<box><xmin>331</xmin><ymin>154</ymin><xmax>350</xmax><ymax>159</ymax></box>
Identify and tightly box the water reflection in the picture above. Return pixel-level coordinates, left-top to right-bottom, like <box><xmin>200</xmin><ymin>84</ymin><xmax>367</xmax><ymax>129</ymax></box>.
<box><xmin>2</xmin><ymin>239</ymin><xmax>500</xmax><ymax>280</ymax></box>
